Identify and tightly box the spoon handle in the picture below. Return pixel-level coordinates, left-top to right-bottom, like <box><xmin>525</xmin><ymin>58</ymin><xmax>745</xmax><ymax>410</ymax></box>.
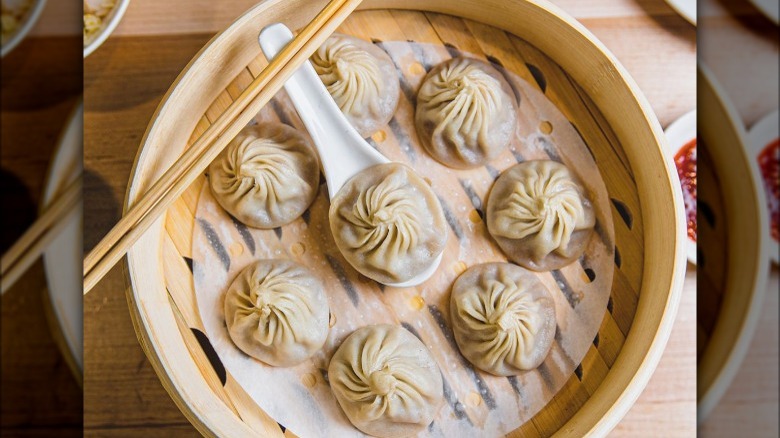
<box><xmin>259</xmin><ymin>23</ymin><xmax>388</xmax><ymax>199</ymax></box>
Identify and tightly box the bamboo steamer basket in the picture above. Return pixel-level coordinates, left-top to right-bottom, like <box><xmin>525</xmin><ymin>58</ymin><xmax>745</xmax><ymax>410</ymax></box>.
<box><xmin>122</xmin><ymin>0</ymin><xmax>686</xmax><ymax>436</ymax></box>
<box><xmin>696</xmin><ymin>65</ymin><xmax>770</xmax><ymax>423</ymax></box>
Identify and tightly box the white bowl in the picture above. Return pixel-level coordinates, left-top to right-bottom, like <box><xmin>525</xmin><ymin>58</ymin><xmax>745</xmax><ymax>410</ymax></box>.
<box><xmin>83</xmin><ymin>0</ymin><xmax>130</xmax><ymax>58</ymax></box>
<box><xmin>0</xmin><ymin>0</ymin><xmax>47</xmax><ymax>58</ymax></box>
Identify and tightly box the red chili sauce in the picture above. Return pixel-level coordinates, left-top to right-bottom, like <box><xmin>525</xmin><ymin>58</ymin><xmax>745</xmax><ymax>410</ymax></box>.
<box><xmin>758</xmin><ymin>138</ymin><xmax>779</xmax><ymax>242</ymax></box>
<box><xmin>675</xmin><ymin>139</ymin><xmax>697</xmax><ymax>241</ymax></box>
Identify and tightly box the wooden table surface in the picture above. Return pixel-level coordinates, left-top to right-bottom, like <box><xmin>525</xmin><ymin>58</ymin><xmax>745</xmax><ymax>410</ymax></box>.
<box><xmin>82</xmin><ymin>0</ymin><xmax>702</xmax><ymax>436</ymax></box>
<box><xmin>1</xmin><ymin>33</ymin><xmax>83</xmax><ymax>436</ymax></box>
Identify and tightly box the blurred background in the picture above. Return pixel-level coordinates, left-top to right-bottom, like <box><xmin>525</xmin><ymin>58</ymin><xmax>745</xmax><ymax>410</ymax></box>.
<box><xmin>698</xmin><ymin>0</ymin><xmax>778</xmax><ymax>435</ymax></box>
<box><xmin>1</xmin><ymin>0</ymin><xmax>82</xmax><ymax>436</ymax></box>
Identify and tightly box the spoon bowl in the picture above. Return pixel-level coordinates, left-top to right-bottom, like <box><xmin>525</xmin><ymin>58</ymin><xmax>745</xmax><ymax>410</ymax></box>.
<box><xmin>258</xmin><ymin>23</ymin><xmax>443</xmax><ymax>287</ymax></box>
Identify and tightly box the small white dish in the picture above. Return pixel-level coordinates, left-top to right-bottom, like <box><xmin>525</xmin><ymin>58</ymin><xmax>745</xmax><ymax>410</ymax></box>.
<box><xmin>665</xmin><ymin>109</ymin><xmax>697</xmax><ymax>265</ymax></box>
<box><xmin>664</xmin><ymin>0</ymin><xmax>696</xmax><ymax>25</ymax></box>
<box><xmin>747</xmin><ymin>109</ymin><xmax>778</xmax><ymax>264</ymax></box>
<box><xmin>41</xmin><ymin>101</ymin><xmax>83</xmax><ymax>377</ymax></box>
<box><xmin>1</xmin><ymin>0</ymin><xmax>47</xmax><ymax>58</ymax></box>
<box><xmin>83</xmin><ymin>0</ymin><xmax>130</xmax><ymax>58</ymax></box>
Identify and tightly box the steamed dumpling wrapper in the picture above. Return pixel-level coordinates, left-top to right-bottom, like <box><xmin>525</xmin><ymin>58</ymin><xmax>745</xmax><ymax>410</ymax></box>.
<box><xmin>450</xmin><ymin>263</ymin><xmax>556</xmax><ymax>376</ymax></box>
<box><xmin>224</xmin><ymin>259</ymin><xmax>329</xmax><ymax>367</ymax></box>
<box><xmin>415</xmin><ymin>57</ymin><xmax>517</xmax><ymax>169</ymax></box>
<box><xmin>329</xmin><ymin>163</ymin><xmax>447</xmax><ymax>284</ymax></box>
<box><xmin>208</xmin><ymin>123</ymin><xmax>320</xmax><ymax>229</ymax></box>
<box><xmin>328</xmin><ymin>324</ymin><xmax>444</xmax><ymax>438</ymax></box>
<box><xmin>487</xmin><ymin>160</ymin><xmax>595</xmax><ymax>271</ymax></box>
<box><xmin>312</xmin><ymin>34</ymin><xmax>400</xmax><ymax>138</ymax></box>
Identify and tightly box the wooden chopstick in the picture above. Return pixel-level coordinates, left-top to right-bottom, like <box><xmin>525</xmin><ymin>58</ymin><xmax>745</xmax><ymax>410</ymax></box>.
<box><xmin>83</xmin><ymin>0</ymin><xmax>364</xmax><ymax>294</ymax></box>
<box><xmin>1</xmin><ymin>175</ymin><xmax>82</xmax><ymax>294</ymax></box>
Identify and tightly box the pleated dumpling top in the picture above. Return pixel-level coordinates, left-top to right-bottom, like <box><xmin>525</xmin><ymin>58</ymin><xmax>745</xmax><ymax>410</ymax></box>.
<box><xmin>415</xmin><ymin>57</ymin><xmax>517</xmax><ymax>169</ymax></box>
<box><xmin>208</xmin><ymin>123</ymin><xmax>320</xmax><ymax>229</ymax></box>
<box><xmin>487</xmin><ymin>160</ymin><xmax>595</xmax><ymax>271</ymax></box>
<box><xmin>224</xmin><ymin>259</ymin><xmax>329</xmax><ymax>367</ymax></box>
<box><xmin>328</xmin><ymin>324</ymin><xmax>444</xmax><ymax>438</ymax></box>
<box><xmin>312</xmin><ymin>33</ymin><xmax>400</xmax><ymax>138</ymax></box>
<box><xmin>450</xmin><ymin>263</ymin><xmax>556</xmax><ymax>376</ymax></box>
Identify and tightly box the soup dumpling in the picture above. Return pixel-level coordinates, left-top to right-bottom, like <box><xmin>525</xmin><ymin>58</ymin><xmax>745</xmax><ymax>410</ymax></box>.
<box><xmin>415</xmin><ymin>57</ymin><xmax>517</xmax><ymax>169</ymax></box>
<box><xmin>486</xmin><ymin>160</ymin><xmax>595</xmax><ymax>271</ymax></box>
<box><xmin>329</xmin><ymin>163</ymin><xmax>447</xmax><ymax>284</ymax></box>
<box><xmin>312</xmin><ymin>34</ymin><xmax>400</xmax><ymax>138</ymax></box>
<box><xmin>450</xmin><ymin>262</ymin><xmax>556</xmax><ymax>376</ymax></box>
<box><xmin>208</xmin><ymin>123</ymin><xmax>320</xmax><ymax>229</ymax></box>
<box><xmin>329</xmin><ymin>324</ymin><xmax>444</xmax><ymax>438</ymax></box>
<box><xmin>224</xmin><ymin>259</ymin><xmax>329</xmax><ymax>367</ymax></box>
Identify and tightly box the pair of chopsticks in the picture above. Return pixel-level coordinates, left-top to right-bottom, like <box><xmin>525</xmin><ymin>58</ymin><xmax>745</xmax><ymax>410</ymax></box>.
<box><xmin>1</xmin><ymin>175</ymin><xmax>82</xmax><ymax>294</ymax></box>
<box><xmin>82</xmin><ymin>0</ymin><xmax>364</xmax><ymax>294</ymax></box>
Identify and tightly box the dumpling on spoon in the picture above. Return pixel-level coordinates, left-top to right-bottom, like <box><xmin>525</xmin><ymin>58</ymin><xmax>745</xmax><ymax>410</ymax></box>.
<box><xmin>208</xmin><ymin>123</ymin><xmax>320</xmax><ymax>229</ymax></box>
<box><xmin>312</xmin><ymin>34</ymin><xmax>400</xmax><ymax>138</ymax></box>
<box><xmin>450</xmin><ymin>262</ymin><xmax>556</xmax><ymax>376</ymax></box>
<box><xmin>329</xmin><ymin>163</ymin><xmax>447</xmax><ymax>285</ymax></box>
<box><xmin>415</xmin><ymin>57</ymin><xmax>517</xmax><ymax>169</ymax></box>
<box><xmin>486</xmin><ymin>160</ymin><xmax>595</xmax><ymax>271</ymax></box>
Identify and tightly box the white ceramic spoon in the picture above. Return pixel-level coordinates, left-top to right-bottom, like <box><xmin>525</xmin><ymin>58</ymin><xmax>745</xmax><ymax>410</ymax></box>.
<box><xmin>258</xmin><ymin>23</ymin><xmax>443</xmax><ymax>287</ymax></box>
